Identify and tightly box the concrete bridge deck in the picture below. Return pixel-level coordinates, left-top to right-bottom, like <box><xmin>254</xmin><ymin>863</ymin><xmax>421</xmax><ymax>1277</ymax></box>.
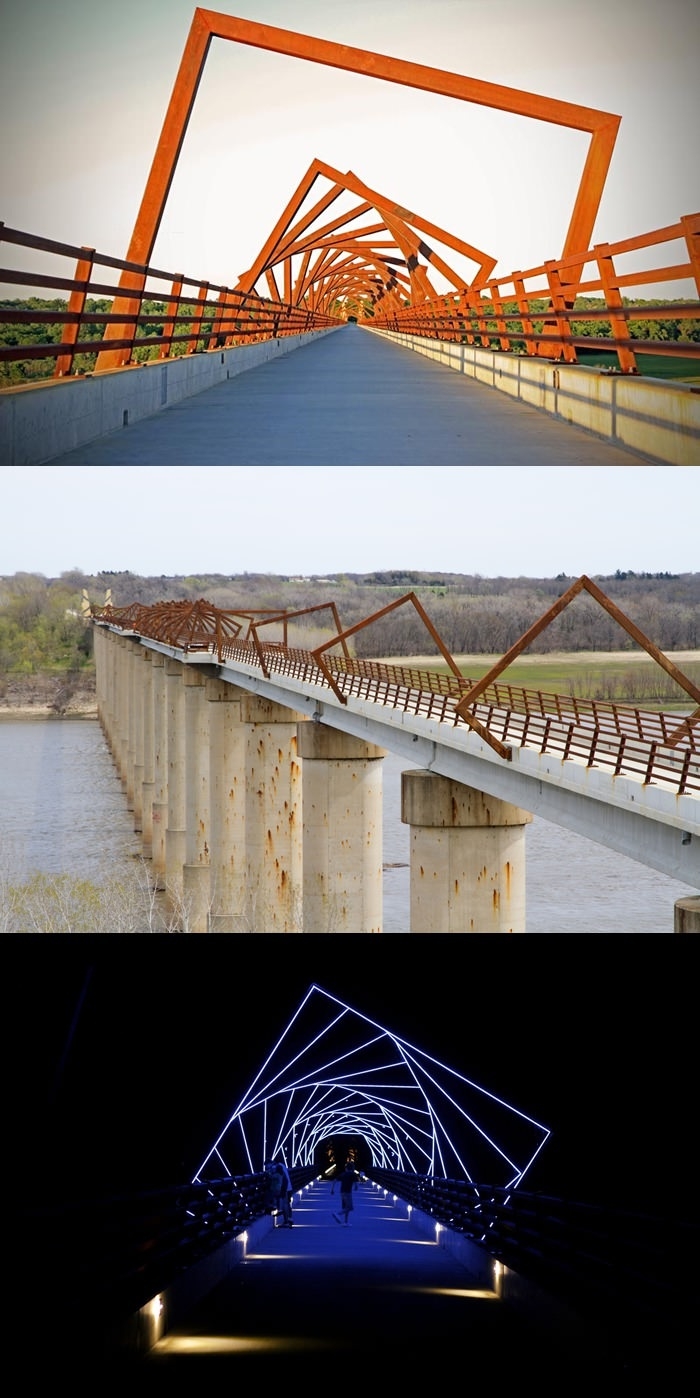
<box><xmin>45</xmin><ymin>325</ymin><xmax>656</xmax><ymax>466</ymax></box>
<box><xmin>141</xmin><ymin>1180</ymin><xmax>620</xmax><ymax>1377</ymax></box>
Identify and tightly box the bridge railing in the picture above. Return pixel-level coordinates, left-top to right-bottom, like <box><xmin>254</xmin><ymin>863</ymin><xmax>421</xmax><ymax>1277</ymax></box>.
<box><xmin>215</xmin><ymin>640</ymin><xmax>700</xmax><ymax>792</ymax></box>
<box><xmin>25</xmin><ymin>1166</ymin><xmax>316</xmax><ymax>1337</ymax></box>
<box><xmin>25</xmin><ymin>1167</ymin><xmax>698</xmax><ymax>1364</ymax></box>
<box><xmin>369</xmin><ymin>212</ymin><xmax>700</xmax><ymax>373</ymax></box>
<box><xmin>0</xmin><ymin>223</ymin><xmax>337</xmax><ymax>382</ymax></box>
<box><xmin>366</xmin><ymin>1169</ymin><xmax>699</xmax><ymax>1351</ymax></box>
<box><xmin>95</xmin><ymin>610</ymin><xmax>700</xmax><ymax>793</ymax></box>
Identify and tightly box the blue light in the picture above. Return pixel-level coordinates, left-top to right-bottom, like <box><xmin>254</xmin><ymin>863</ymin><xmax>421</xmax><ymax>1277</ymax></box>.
<box><xmin>193</xmin><ymin>985</ymin><xmax>550</xmax><ymax>1187</ymax></box>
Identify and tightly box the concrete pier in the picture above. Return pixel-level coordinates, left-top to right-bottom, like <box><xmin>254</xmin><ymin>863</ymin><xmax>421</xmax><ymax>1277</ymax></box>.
<box><xmin>297</xmin><ymin>722</ymin><xmax>385</xmax><ymax>933</ymax></box>
<box><xmin>182</xmin><ymin>669</ymin><xmax>211</xmax><ymax>933</ymax></box>
<box><xmin>674</xmin><ymin>895</ymin><xmax>700</xmax><ymax>932</ymax></box>
<box><xmin>401</xmin><ymin>770</ymin><xmax>532</xmax><ymax>933</ymax></box>
<box><xmin>241</xmin><ymin>694</ymin><xmax>305</xmax><ymax>932</ymax></box>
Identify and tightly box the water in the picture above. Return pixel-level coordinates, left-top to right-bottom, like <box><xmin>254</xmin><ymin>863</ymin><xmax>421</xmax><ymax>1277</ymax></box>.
<box><xmin>0</xmin><ymin>719</ymin><xmax>694</xmax><ymax>932</ymax></box>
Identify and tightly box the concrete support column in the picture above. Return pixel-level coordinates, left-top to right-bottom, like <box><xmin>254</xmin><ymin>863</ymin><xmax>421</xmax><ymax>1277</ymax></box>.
<box><xmin>243</xmin><ymin>695</ymin><xmax>305</xmax><ymax>932</ymax></box>
<box><xmin>140</xmin><ymin>649</ymin><xmax>155</xmax><ymax>859</ymax></box>
<box><xmin>207</xmin><ymin>679</ymin><xmax>247</xmax><ymax>933</ymax></box>
<box><xmin>122</xmin><ymin>638</ymin><xmax>138</xmax><ymax>812</ymax></box>
<box><xmin>94</xmin><ymin>626</ymin><xmax>107</xmax><ymax>736</ymax></box>
<box><xmin>182</xmin><ymin>669</ymin><xmax>211</xmax><ymax>933</ymax></box>
<box><xmin>165</xmin><ymin>658</ymin><xmax>187</xmax><ymax>912</ymax></box>
<box><xmin>151</xmin><ymin>652</ymin><xmax>168</xmax><ymax>890</ymax></box>
<box><xmin>130</xmin><ymin>641</ymin><xmax>145</xmax><ymax>831</ymax></box>
<box><xmin>675</xmin><ymin>895</ymin><xmax>700</xmax><ymax>932</ymax></box>
<box><xmin>101</xmin><ymin>630</ymin><xmax>118</xmax><ymax>759</ymax></box>
<box><xmin>401</xmin><ymin>770</ymin><xmax>532</xmax><ymax>933</ymax></box>
<box><xmin>115</xmin><ymin>635</ymin><xmax>130</xmax><ymax>793</ymax></box>
<box><xmin>298</xmin><ymin>722</ymin><xmax>385</xmax><ymax>933</ymax></box>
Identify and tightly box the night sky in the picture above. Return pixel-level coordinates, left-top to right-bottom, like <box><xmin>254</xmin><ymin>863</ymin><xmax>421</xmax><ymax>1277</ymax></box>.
<box><xmin>16</xmin><ymin>936</ymin><xmax>695</xmax><ymax>1215</ymax></box>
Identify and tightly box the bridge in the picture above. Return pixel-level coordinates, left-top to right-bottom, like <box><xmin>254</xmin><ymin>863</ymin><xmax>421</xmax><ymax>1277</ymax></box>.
<box><xmin>22</xmin><ymin>983</ymin><xmax>698</xmax><ymax>1377</ymax></box>
<box><xmin>88</xmin><ymin>579</ymin><xmax>700</xmax><ymax>932</ymax></box>
<box><xmin>1</xmin><ymin>9</ymin><xmax>699</xmax><ymax>464</ymax></box>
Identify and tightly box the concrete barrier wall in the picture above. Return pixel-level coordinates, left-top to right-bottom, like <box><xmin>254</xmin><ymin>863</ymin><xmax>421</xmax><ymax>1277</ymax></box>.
<box><xmin>0</xmin><ymin>327</ymin><xmax>341</xmax><ymax>465</ymax></box>
<box><xmin>365</xmin><ymin>328</ymin><xmax>700</xmax><ymax>465</ymax></box>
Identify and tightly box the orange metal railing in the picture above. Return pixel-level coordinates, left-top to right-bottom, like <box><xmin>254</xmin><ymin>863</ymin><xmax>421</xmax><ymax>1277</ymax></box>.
<box><xmin>3</xmin><ymin>210</ymin><xmax>699</xmax><ymax>381</ymax></box>
<box><xmin>92</xmin><ymin>594</ymin><xmax>700</xmax><ymax>797</ymax></box>
<box><xmin>0</xmin><ymin>224</ymin><xmax>338</xmax><ymax>380</ymax></box>
<box><xmin>369</xmin><ymin>213</ymin><xmax>700</xmax><ymax>374</ymax></box>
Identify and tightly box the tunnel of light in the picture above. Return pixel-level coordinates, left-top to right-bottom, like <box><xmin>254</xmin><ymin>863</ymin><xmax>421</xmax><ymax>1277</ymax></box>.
<box><xmin>193</xmin><ymin>985</ymin><xmax>550</xmax><ymax>1188</ymax></box>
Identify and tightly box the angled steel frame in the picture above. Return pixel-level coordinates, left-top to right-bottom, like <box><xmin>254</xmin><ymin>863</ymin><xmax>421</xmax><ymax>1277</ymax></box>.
<box><xmin>95</xmin><ymin>6</ymin><xmax>620</xmax><ymax>369</ymax></box>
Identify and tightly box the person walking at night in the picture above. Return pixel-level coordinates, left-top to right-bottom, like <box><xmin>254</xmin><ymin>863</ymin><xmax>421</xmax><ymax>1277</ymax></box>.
<box><xmin>276</xmin><ymin>1158</ymin><xmax>293</xmax><ymax>1226</ymax></box>
<box><xmin>265</xmin><ymin>1159</ymin><xmax>293</xmax><ymax>1227</ymax></box>
<box><xmin>331</xmin><ymin>1162</ymin><xmax>358</xmax><ymax>1226</ymax></box>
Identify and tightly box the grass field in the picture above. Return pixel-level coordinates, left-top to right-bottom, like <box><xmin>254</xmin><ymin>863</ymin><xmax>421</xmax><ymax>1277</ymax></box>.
<box><xmin>576</xmin><ymin>349</ymin><xmax>699</xmax><ymax>383</ymax></box>
<box><xmin>377</xmin><ymin>650</ymin><xmax>700</xmax><ymax>708</ymax></box>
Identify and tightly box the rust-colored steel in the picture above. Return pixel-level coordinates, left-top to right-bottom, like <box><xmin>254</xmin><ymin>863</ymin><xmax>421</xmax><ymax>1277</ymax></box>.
<box><xmin>92</xmin><ymin>590</ymin><xmax>699</xmax><ymax>795</ymax></box>
<box><xmin>454</xmin><ymin>575</ymin><xmax>700</xmax><ymax>757</ymax></box>
<box><xmin>93</xmin><ymin>6</ymin><xmax>620</xmax><ymax>369</ymax></box>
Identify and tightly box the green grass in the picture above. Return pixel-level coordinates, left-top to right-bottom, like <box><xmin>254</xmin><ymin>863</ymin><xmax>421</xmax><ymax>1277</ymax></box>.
<box><xmin>415</xmin><ymin>653</ymin><xmax>700</xmax><ymax>708</ymax></box>
<box><xmin>576</xmin><ymin>349</ymin><xmax>699</xmax><ymax>381</ymax></box>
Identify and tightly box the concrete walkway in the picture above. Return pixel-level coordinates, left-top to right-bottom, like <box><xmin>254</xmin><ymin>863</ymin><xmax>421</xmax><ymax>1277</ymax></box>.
<box><xmin>138</xmin><ymin>1180</ymin><xmax>629</xmax><ymax>1378</ymax></box>
<box><xmin>47</xmin><ymin>325</ymin><xmax>656</xmax><ymax>465</ymax></box>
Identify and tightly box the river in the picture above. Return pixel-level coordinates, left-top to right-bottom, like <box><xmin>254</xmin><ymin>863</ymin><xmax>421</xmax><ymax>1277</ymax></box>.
<box><xmin>0</xmin><ymin>718</ymin><xmax>694</xmax><ymax>932</ymax></box>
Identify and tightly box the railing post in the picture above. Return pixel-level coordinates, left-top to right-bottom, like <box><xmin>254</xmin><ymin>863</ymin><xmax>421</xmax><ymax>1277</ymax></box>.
<box><xmin>158</xmin><ymin>276</ymin><xmax>184</xmax><ymax>359</ymax></box>
<box><xmin>54</xmin><ymin>247</ymin><xmax>95</xmax><ymax>376</ymax></box>
<box><xmin>512</xmin><ymin>274</ymin><xmax>536</xmax><ymax>356</ymax></box>
<box><xmin>187</xmin><ymin>282</ymin><xmax>209</xmax><ymax>354</ymax></box>
<box><xmin>679</xmin><ymin>212</ymin><xmax>700</xmax><ymax>298</ymax></box>
<box><xmin>544</xmin><ymin>260</ymin><xmax>577</xmax><ymax>362</ymax></box>
<box><xmin>594</xmin><ymin>243</ymin><xmax>637</xmax><ymax>373</ymax></box>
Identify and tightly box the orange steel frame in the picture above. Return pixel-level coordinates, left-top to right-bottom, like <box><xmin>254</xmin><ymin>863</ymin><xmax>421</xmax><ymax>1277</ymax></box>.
<box><xmin>94</xmin><ymin>581</ymin><xmax>700</xmax><ymax>767</ymax></box>
<box><xmin>454</xmin><ymin>575</ymin><xmax>700</xmax><ymax>756</ymax></box>
<box><xmin>234</xmin><ymin>158</ymin><xmax>498</xmax><ymax>316</ymax></box>
<box><xmin>95</xmin><ymin>6</ymin><xmax>620</xmax><ymax>370</ymax></box>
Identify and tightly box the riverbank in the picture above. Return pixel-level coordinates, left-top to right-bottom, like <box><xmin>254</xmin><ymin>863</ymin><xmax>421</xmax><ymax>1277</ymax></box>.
<box><xmin>0</xmin><ymin>671</ymin><xmax>97</xmax><ymax>719</ymax></box>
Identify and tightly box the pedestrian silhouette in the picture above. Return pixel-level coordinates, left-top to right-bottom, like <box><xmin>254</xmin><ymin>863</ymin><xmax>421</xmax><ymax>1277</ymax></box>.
<box><xmin>331</xmin><ymin>1164</ymin><xmax>358</xmax><ymax>1226</ymax></box>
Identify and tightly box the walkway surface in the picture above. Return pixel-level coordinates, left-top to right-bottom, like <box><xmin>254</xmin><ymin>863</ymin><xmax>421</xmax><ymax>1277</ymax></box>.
<box><xmin>137</xmin><ymin>1180</ymin><xmax>633</xmax><ymax>1378</ymax></box>
<box><xmin>47</xmin><ymin>325</ymin><xmax>657</xmax><ymax>465</ymax></box>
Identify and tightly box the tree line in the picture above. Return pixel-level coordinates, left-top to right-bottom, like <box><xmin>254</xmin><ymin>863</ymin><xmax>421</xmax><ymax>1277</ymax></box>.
<box><xmin>0</xmin><ymin>297</ymin><xmax>212</xmax><ymax>385</ymax></box>
<box><xmin>2</xmin><ymin>295</ymin><xmax>698</xmax><ymax>385</ymax></box>
<box><xmin>2</xmin><ymin>569</ymin><xmax>699</xmax><ymax>680</ymax></box>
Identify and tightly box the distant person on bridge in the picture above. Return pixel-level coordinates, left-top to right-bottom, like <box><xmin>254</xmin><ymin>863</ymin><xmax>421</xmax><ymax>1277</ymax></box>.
<box><xmin>332</xmin><ymin>1163</ymin><xmax>359</xmax><ymax>1226</ymax></box>
<box><xmin>265</xmin><ymin>1159</ymin><xmax>293</xmax><ymax>1226</ymax></box>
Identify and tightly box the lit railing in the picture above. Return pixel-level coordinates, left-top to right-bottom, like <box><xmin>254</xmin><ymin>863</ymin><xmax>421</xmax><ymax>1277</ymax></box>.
<box><xmin>367</xmin><ymin>1168</ymin><xmax>699</xmax><ymax>1351</ymax></box>
<box><xmin>368</xmin><ymin>213</ymin><xmax>700</xmax><ymax>374</ymax></box>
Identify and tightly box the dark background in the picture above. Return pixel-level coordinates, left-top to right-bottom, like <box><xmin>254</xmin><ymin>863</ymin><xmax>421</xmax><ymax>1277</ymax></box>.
<box><xmin>14</xmin><ymin>936</ymin><xmax>695</xmax><ymax>1214</ymax></box>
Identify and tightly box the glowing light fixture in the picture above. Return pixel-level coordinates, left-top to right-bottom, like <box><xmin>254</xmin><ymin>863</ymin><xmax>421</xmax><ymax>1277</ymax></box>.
<box><xmin>193</xmin><ymin>986</ymin><xmax>550</xmax><ymax>1188</ymax></box>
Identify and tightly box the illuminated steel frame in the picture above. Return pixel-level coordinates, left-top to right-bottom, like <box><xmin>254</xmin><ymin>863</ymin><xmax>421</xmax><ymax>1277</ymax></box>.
<box><xmin>193</xmin><ymin>985</ymin><xmax>551</xmax><ymax>1189</ymax></box>
<box><xmin>96</xmin><ymin>6</ymin><xmax>620</xmax><ymax>368</ymax></box>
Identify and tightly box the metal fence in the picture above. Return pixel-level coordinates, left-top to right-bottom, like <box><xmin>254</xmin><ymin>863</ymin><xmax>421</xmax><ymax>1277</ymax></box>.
<box><xmin>369</xmin><ymin>213</ymin><xmax>700</xmax><ymax>374</ymax></box>
<box><xmin>0</xmin><ymin>223</ymin><xmax>337</xmax><ymax>379</ymax></box>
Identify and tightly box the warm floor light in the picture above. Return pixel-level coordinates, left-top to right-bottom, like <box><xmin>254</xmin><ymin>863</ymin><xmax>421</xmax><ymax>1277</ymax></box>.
<box><xmin>153</xmin><ymin>1334</ymin><xmax>338</xmax><ymax>1355</ymax></box>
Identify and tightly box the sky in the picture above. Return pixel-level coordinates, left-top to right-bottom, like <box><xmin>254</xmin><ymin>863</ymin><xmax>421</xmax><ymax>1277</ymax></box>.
<box><xmin>1</xmin><ymin>464</ymin><xmax>699</xmax><ymax>579</ymax></box>
<box><xmin>1</xmin><ymin>0</ymin><xmax>699</xmax><ymax>296</ymax></box>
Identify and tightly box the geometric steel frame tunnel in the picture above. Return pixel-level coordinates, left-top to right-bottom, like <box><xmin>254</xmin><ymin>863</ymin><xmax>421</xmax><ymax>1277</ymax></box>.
<box><xmin>192</xmin><ymin>986</ymin><xmax>551</xmax><ymax>1189</ymax></box>
<box><xmin>96</xmin><ymin>6</ymin><xmax>621</xmax><ymax>369</ymax></box>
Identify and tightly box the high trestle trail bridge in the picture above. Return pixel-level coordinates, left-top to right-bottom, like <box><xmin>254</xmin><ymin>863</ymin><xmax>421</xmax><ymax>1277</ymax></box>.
<box><xmin>88</xmin><ymin>576</ymin><xmax>700</xmax><ymax>932</ymax></box>
<box><xmin>1</xmin><ymin>8</ymin><xmax>698</xmax><ymax>464</ymax></box>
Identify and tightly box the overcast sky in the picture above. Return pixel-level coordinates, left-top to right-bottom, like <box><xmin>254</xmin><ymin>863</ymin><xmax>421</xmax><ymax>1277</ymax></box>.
<box><xmin>2</xmin><ymin>465</ymin><xmax>698</xmax><ymax>579</ymax></box>
<box><xmin>2</xmin><ymin>0</ymin><xmax>698</xmax><ymax>294</ymax></box>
